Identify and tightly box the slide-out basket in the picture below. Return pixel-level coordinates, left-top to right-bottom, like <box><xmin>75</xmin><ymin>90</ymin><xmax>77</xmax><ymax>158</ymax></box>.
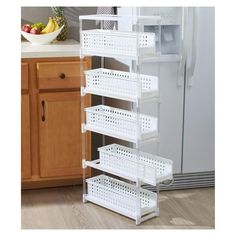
<box><xmin>84</xmin><ymin>105</ymin><xmax>158</xmax><ymax>143</ymax></box>
<box><xmin>81</xmin><ymin>30</ymin><xmax>156</xmax><ymax>58</ymax></box>
<box><xmin>84</xmin><ymin>68</ymin><xmax>159</xmax><ymax>102</ymax></box>
<box><xmin>98</xmin><ymin>144</ymin><xmax>173</xmax><ymax>185</ymax></box>
<box><xmin>86</xmin><ymin>174</ymin><xmax>157</xmax><ymax>220</ymax></box>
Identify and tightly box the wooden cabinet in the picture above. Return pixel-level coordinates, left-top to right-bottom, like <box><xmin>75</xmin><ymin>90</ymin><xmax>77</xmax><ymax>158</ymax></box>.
<box><xmin>37</xmin><ymin>61</ymin><xmax>83</xmax><ymax>89</ymax></box>
<box><xmin>21</xmin><ymin>63</ymin><xmax>29</xmax><ymax>90</ymax></box>
<box><xmin>21</xmin><ymin>63</ymin><xmax>31</xmax><ymax>179</ymax></box>
<box><xmin>21</xmin><ymin>94</ymin><xmax>31</xmax><ymax>179</ymax></box>
<box><xmin>21</xmin><ymin>57</ymin><xmax>91</xmax><ymax>189</ymax></box>
<box><xmin>39</xmin><ymin>92</ymin><xmax>83</xmax><ymax>177</ymax></box>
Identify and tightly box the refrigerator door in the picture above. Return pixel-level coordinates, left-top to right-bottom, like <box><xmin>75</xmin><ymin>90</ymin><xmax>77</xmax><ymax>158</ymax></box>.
<box><xmin>139</xmin><ymin>61</ymin><xmax>184</xmax><ymax>173</ymax></box>
<box><xmin>137</xmin><ymin>7</ymin><xmax>185</xmax><ymax>173</ymax></box>
<box><xmin>182</xmin><ymin>7</ymin><xmax>215</xmax><ymax>173</ymax></box>
<box><xmin>116</xmin><ymin>7</ymin><xmax>185</xmax><ymax>173</ymax></box>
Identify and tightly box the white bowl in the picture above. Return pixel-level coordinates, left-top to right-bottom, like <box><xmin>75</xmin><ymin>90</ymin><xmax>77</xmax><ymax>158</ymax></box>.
<box><xmin>21</xmin><ymin>25</ymin><xmax>64</xmax><ymax>45</ymax></box>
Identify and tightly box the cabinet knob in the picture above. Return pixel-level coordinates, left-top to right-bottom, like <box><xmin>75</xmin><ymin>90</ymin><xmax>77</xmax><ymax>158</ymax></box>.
<box><xmin>59</xmin><ymin>73</ymin><xmax>66</xmax><ymax>79</ymax></box>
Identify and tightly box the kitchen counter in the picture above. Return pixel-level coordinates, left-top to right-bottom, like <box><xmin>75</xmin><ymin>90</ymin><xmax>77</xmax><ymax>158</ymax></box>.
<box><xmin>21</xmin><ymin>39</ymin><xmax>81</xmax><ymax>58</ymax></box>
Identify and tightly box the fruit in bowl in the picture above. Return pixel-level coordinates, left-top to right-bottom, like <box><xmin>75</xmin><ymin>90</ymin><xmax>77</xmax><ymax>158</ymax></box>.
<box><xmin>21</xmin><ymin>18</ymin><xmax>64</xmax><ymax>45</ymax></box>
<box><xmin>22</xmin><ymin>24</ymin><xmax>32</xmax><ymax>33</ymax></box>
<box><xmin>30</xmin><ymin>27</ymin><xmax>41</xmax><ymax>34</ymax></box>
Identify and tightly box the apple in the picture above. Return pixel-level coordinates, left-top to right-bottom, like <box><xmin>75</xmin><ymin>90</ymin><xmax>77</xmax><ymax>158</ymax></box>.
<box><xmin>30</xmin><ymin>27</ymin><xmax>40</xmax><ymax>34</ymax></box>
<box><xmin>22</xmin><ymin>24</ymin><xmax>31</xmax><ymax>33</ymax></box>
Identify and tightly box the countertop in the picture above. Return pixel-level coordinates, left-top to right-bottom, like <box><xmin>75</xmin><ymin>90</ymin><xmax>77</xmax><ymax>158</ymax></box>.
<box><xmin>21</xmin><ymin>39</ymin><xmax>81</xmax><ymax>58</ymax></box>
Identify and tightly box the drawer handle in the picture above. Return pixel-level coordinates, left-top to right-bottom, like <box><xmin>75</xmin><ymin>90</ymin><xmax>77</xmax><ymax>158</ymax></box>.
<box><xmin>59</xmin><ymin>73</ymin><xmax>66</xmax><ymax>79</ymax></box>
<box><xmin>41</xmin><ymin>100</ymin><xmax>45</xmax><ymax>122</ymax></box>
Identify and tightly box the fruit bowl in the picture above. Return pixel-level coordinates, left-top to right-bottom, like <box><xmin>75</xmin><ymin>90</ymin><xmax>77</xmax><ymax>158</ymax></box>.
<box><xmin>21</xmin><ymin>25</ymin><xmax>64</xmax><ymax>45</ymax></box>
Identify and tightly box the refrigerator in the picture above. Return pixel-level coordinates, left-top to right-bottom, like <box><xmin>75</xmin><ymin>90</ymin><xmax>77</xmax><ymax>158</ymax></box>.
<box><xmin>105</xmin><ymin>7</ymin><xmax>214</xmax><ymax>189</ymax></box>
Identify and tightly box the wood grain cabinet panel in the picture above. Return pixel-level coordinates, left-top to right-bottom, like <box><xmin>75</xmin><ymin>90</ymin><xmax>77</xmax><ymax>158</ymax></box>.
<box><xmin>21</xmin><ymin>57</ymin><xmax>91</xmax><ymax>189</ymax></box>
<box><xmin>21</xmin><ymin>63</ymin><xmax>29</xmax><ymax>90</ymax></box>
<box><xmin>21</xmin><ymin>94</ymin><xmax>31</xmax><ymax>179</ymax></box>
<box><xmin>37</xmin><ymin>61</ymin><xmax>89</xmax><ymax>90</ymax></box>
<box><xmin>39</xmin><ymin>92</ymin><xmax>83</xmax><ymax>178</ymax></box>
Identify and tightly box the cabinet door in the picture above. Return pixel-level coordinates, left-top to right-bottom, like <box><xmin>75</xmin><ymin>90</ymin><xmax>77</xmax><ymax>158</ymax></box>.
<box><xmin>21</xmin><ymin>94</ymin><xmax>31</xmax><ymax>179</ymax></box>
<box><xmin>39</xmin><ymin>92</ymin><xmax>88</xmax><ymax>178</ymax></box>
<box><xmin>182</xmin><ymin>8</ymin><xmax>214</xmax><ymax>173</ymax></box>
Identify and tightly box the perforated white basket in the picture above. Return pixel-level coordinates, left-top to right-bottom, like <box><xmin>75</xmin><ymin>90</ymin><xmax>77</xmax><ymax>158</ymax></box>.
<box><xmin>81</xmin><ymin>30</ymin><xmax>156</xmax><ymax>58</ymax></box>
<box><xmin>98</xmin><ymin>144</ymin><xmax>173</xmax><ymax>186</ymax></box>
<box><xmin>83</xmin><ymin>68</ymin><xmax>159</xmax><ymax>102</ymax></box>
<box><xmin>86</xmin><ymin>174</ymin><xmax>157</xmax><ymax>219</ymax></box>
<box><xmin>84</xmin><ymin>105</ymin><xmax>158</xmax><ymax>143</ymax></box>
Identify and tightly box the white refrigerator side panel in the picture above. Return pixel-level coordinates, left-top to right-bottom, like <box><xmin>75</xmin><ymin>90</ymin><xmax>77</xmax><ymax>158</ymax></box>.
<box><xmin>182</xmin><ymin>7</ymin><xmax>215</xmax><ymax>173</ymax></box>
<box><xmin>140</xmin><ymin>62</ymin><xmax>184</xmax><ymax>173</ymax></box>
<box><xmin>117</xmin><ymin>7</ymin><xmax>184</xmax><ymax>173</ymax></box>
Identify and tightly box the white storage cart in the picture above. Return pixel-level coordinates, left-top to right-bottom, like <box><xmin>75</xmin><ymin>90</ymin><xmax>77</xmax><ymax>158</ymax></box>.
<box><xmin>79</xmin><ymin>14</ymin><xmax>173</xmax><ymax>225</ymax></box>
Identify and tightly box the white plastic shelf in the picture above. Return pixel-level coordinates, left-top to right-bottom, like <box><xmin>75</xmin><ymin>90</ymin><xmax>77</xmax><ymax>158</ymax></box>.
<box><xmin>79</xmin><ymin>13</ymin><xmax>173</xmax><ymax>225</ymax></box>
<box><xmin>79</xmin><ymin>14</ymin><xmax>161</xmax><ymax>25</ymax></box>
<box><xmin>85</xmin><ymin>174</ymin><xmax>158</xmax><ymax>222</ymax></box>
<box><xmin>81</xmin><ymin>30</ymin><xmax>156</xmax><ymax>59</ymax></box>
<box><xmin>85</xmin><ymin>144</ymin><xmax>173</xmax><ymax>186</ymax></box>
<box><xmin>83</xmin><ymin>105</ymin><xmax>158</xmax><ymax>143</ymax></box>
<box><xmin>82</xmin><ymin>68</ymin><xmax>159</xmax><ymax>102</ymax></box>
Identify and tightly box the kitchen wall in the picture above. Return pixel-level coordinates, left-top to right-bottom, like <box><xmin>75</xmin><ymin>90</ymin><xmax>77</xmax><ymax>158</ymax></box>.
<box><xmin>21</xmin><ymin>7</ymin><xmax>51</xmax><ymax>24</ymax></box>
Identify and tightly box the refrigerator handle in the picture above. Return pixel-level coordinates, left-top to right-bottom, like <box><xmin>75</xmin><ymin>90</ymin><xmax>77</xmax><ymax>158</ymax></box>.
<box><xmin>187</xmin><ymin>8</ymin><xmax>198</xmax><ymax>87</ymax></box>
<box><xmin>177</xmin><ymin>7</ymin><xmax>188</xmax><ymax>87</ymax></box>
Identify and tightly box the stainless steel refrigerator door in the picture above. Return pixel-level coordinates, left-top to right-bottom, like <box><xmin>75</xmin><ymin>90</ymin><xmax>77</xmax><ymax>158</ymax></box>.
<box><xmin>182</xmin><ymin>7</ymin><xmax>215</xmax><ymax>173</ymax></box>
<box><xmin>139</xmin><ymin>61</ymin><xmax>184</xmax><ymax>173</ymax></box>
<box><xmin>137</xmin><ymin>7</ymin><xmax>185</xmax><ymax>173</ymax></box>
<box><xmin>116</xmin><ymin>7</ymin><xmax>185</xmax><ymax>174</ymax></box>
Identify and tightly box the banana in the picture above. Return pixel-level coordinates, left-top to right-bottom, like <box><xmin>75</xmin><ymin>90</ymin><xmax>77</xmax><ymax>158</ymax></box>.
<box><xmin>41</xmin><ymin>17</ymin><xmax>55</xmax><ymax>34</ymax></box>
<box><xmin>52</xmin><ymin>19</ymin><xmax>59</xmax><ymax>31</ymax></box>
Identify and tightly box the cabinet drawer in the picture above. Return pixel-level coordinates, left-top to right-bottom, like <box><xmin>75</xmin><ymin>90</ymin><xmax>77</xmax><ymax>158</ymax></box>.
<box><xmin>21</xmin><ymin>63</ymin><xmax>29</xmax><ymax>90</ymax></box>
<box><xmin>37</xmin><ymin>61</ymin><xmax>87</xmax><ymax>90</ymax></box>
